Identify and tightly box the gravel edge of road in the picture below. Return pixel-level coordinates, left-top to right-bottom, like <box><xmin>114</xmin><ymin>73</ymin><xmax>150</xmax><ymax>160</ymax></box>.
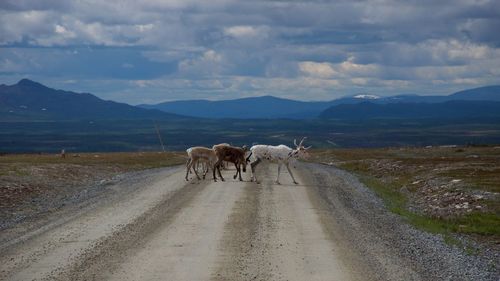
<box><xmin>0</xmin><ymin>166</ymin><xmax>180</xmax><ymax>251</ymax></box>
<box><xmin>300</xmin><ymin>162</ymin><xmax>498</xmax><ymax>281</ymax></box>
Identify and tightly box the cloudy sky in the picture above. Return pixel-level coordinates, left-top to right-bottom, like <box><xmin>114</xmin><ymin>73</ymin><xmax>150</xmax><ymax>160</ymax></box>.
<box><xmin>1</xmin><ymin>0</ymin><xmax>499</xmax><ymax>104</ymax></box>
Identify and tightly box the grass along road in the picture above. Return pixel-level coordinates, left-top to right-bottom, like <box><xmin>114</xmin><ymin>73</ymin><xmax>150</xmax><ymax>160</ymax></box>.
<box><xmin>309</xmin><ymin>146</ymin><xmax>499</xmax><ymax>271</ymax></box>
<box><xmin>310</xmin><ymin>147</ymin><xmax>500</xmax><ymax>235</ymax></box>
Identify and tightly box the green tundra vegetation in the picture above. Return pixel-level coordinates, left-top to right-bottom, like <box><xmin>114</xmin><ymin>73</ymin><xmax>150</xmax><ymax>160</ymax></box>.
<box><xmin>309</xmin><ymin>147</ymin><xmax>500</xmax><ymax>242</ymax></box>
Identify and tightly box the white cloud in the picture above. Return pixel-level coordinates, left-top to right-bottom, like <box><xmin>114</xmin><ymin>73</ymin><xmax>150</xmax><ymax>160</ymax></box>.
<box><xmin>0</xmin><ymin>10</ymin><xmax>53</xmax><ymax>44</ymax></box>
<box><xmin>351</xmin><ymin>78</ymin><xmax>369</xmax><ymax>86</ymax></box>
<box><xmin>337</xmin><ymin>57</ymin><xmax>379</xmax><ymax>77</ymax></box>
<box><xmin>299</xmin><ymin>61</ymin><xmax>336</xmax><ymax>78</ymax></box>
<box><xmin>178</xmin><ymin>49</ymin><xmax>227</xmax><ymax>77</ymax></box>
<box><xmin>202</xmin><ymin>50</ymin><xmax>221</xmax><ymax>62</ymax></box>
<box><xmin>224</xmin><ymin>25</ymin><xmax>262</xmax><ymax>38</ymax></box>
<box><xmin>299</xmin><ymin>58</ymin><xmax>379</xmax><ymax>79</ymax></box>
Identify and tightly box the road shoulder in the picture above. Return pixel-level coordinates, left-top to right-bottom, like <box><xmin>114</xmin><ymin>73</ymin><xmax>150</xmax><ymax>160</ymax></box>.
<box><xmin>298</xmin><ymin>162</ymin><xmax>498</xmax><ymax>281</ymax></box>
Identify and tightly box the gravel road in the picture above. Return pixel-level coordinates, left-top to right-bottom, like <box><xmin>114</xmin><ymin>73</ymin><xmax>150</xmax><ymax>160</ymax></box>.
<box><xmin>0</xmin><ymin>163</ymin><xmax>496</xmax><ymax>280</ymax></box>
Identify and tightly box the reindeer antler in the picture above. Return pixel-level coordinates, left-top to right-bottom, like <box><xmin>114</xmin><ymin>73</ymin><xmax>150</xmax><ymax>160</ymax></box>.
<box><xmin>294</xmin><ymin>139</ymin><xmax>298</xmax><ymax>146</ymax></box>
<box><xmin>298</xmin><ymin>137</ymin><xmax>307</xmax><ymax>147</ymax></box>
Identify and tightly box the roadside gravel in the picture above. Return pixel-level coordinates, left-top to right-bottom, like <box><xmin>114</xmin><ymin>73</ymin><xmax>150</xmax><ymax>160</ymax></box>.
<box><xmin>300</xmin><ymin>162</ymin><xmax>498</xmax><ymax>281</ymax></box>
<box><xmin>0</xmin><ymin>167</ymin><xmax>178</xmax><ymax>250</ymax></box>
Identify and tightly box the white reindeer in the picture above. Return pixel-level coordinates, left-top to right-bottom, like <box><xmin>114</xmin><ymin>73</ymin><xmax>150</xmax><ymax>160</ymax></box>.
<box><xmin>248</xmin><ymin>137</ymin><xmax>311</xmax><ymax>184</ymax></box>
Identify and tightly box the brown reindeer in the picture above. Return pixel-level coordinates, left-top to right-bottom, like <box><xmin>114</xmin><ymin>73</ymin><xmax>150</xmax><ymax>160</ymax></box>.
<box><xmin>185</xmin><ymin>146</ymin><xmax>217</xmax><ymax>181</ymax></box>
<box><xmin>212</xmin><ymin>145</ymin><xmax>248</xmax><ymax>182</ymax></box>
<box><xmin>213</xmin><ymin>143</ymin><xmax>231</xmax><ymax>169</ymax></box>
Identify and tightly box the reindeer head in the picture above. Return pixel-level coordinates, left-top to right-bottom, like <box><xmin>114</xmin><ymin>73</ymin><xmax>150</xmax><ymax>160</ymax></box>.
<box><xmin>239</xmin><ymin>146</ymin><xmax>249</xmax><ymax>172</ymax></box>
<box><xmin>293</xmin><ymin>137</ymin><xmax>312</xmax><ymax>159</ymax></box>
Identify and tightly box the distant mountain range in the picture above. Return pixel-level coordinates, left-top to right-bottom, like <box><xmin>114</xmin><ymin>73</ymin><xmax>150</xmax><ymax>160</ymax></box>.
<box><xmin>1</xmin><ymin>79</ymin><xmax>499</xmax><ymax>121</ymax></box>
<box><xmin>0</xmin><ymin>79</ymin><xmax>184</xmax><ymax>121</ymax></box>
<box><xmin>140</xmin><ymin>85</ymin><xmax>500</xmax><ymax>119</ymax></box>
<box><xmin>319</xmin><ymin>100</ymin><xmax>500</xmax><ymax>119</ymax></box>
<box><xmin>320</xmin><ymin>85</ymin><xmax>500</xmax><ymax>119</ymax></box>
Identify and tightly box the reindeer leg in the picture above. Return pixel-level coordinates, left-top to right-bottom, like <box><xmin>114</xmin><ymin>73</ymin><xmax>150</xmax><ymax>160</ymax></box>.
<box><xmin>187</xmin><ymin>158</ymin><xmax>193</xmax><ymax>174</ymax></box>
<box><xmin>192</xmin><ymin>160</ymin><xmax>198</xmax><ymax>175</ymax></box>
<box><xmin>205</xmin><ymin>161</ymin><xmax>212</xmax><ymax>180</ymax></box>
<box><xmin>191</xmin><ymin>158</ymin><xmax>201</xmax><ymax>175</ymax></box>
<box><xmin>202</xmin><ymin>161</ymin><xmax>209</xmax><ymax>180</ymax></box>
<box><xmin>237</xmin><ymin>164</ymin><xmax>243</xmax><ymax>181</ymax></box>
<box><xmin>275</xmin><ymin>163</ymin><xmax>281</xmax><ymax>185</ymax></box>
<box><xmin>250</xmin><ymin>158</ymin><xmax>261</xmax><ymax>183</ymax></box>
<box><xmin>198</xmin><ymin>161</ymin><xmax>205</xmax><ymax>179</ymax></box>
<box><xmin>185</xmin><ymin>158</ymin><xmax>192</xmax><ymax>181</ymax></box>
<box><xmin>216</xmin><ymin>160</ymin><xmax>225</xmax><ymax>181</ymax></box>
<box><xmin>286</xmin><ymin>163</ymin><xmax>299</xmax><ymax>184</ymax></box>
<box><xmin>218</xmin><ymin>166</ymin><xmax>225</xmax><ymax>181</ymax></box>
<box><xmin>193</xmin><ymin>160</ymin><xmax>202</xmax><ymax>180</ymax></box>
<box><xmin>213</xmin><ymin>160</ymin><xmax>220</xmax><ymax>182</ymax></box>
<box><xmin>233</xmin><ymin>162</ymin><xmax>239</xmax><ymax>179</ymax></box>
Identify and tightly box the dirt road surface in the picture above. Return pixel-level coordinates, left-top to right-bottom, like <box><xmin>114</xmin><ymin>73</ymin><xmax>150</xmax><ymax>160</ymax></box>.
<box><xmin>0</xmin><ymin>163</ymin><xmax>496</xmax><ymax>281</ymax></box>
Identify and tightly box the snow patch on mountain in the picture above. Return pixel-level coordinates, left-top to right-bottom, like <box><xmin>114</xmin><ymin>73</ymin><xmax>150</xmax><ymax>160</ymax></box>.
<box><xmin>353</xmin><ymin>94</ymin><xmax>380</xmax><ymax>99</ymax></box>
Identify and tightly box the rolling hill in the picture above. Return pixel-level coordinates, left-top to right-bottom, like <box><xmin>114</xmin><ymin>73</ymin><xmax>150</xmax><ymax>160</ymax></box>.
<box><xmin>139</xmin><ymin>95</ymin><xmax>337</xmax><ymax>119</ymax></box>
<box><xmin>140</xmin><ymin>85</ymin><xmax>500</xmax><ymax>119</ymax></box>
<box><xmin>319</xmin><ymin>100</ymin><xmax>500</xmax><ymax>120</ymax></box>
<box><xmin>0</xmin><ymin>79</ymin><xmax>185</xmax><ymax>121</ymax></box>
<box><xmin>312</xmin><ymin>85</ymin><xmax>500</xmax><ymax>108</ymax></box>
<box><xmin>448</xmin><ymin>85</ymin><xmax>500</xmax><ymax>101</ymax></box>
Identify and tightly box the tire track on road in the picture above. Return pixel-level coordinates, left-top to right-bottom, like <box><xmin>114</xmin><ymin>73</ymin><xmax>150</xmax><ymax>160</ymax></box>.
<box><xmin>53</xmin><ymin>179</ymin><xmax>209</xmax><ymax>281</ymax></box>
<box><xmin>101</xmin><ymin>171</ymin><xmax>249</xmax><ymax>281</ymax></box>
<box><xmin>215</xmin><ymin>162</ymin><xmax>353</xmax><ymax>281</ymax></box>
<box><xmin>212</xmin><ymin>177</ymin><xmax>263</xmax><ymax>280</ymax></box>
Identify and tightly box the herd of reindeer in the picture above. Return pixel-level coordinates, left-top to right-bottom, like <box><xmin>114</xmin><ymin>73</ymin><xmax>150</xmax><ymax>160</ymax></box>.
<box><xmin>185</xmin><ymin>137</ymin><xmax>312</xmax><ymax>185</ymax></box>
